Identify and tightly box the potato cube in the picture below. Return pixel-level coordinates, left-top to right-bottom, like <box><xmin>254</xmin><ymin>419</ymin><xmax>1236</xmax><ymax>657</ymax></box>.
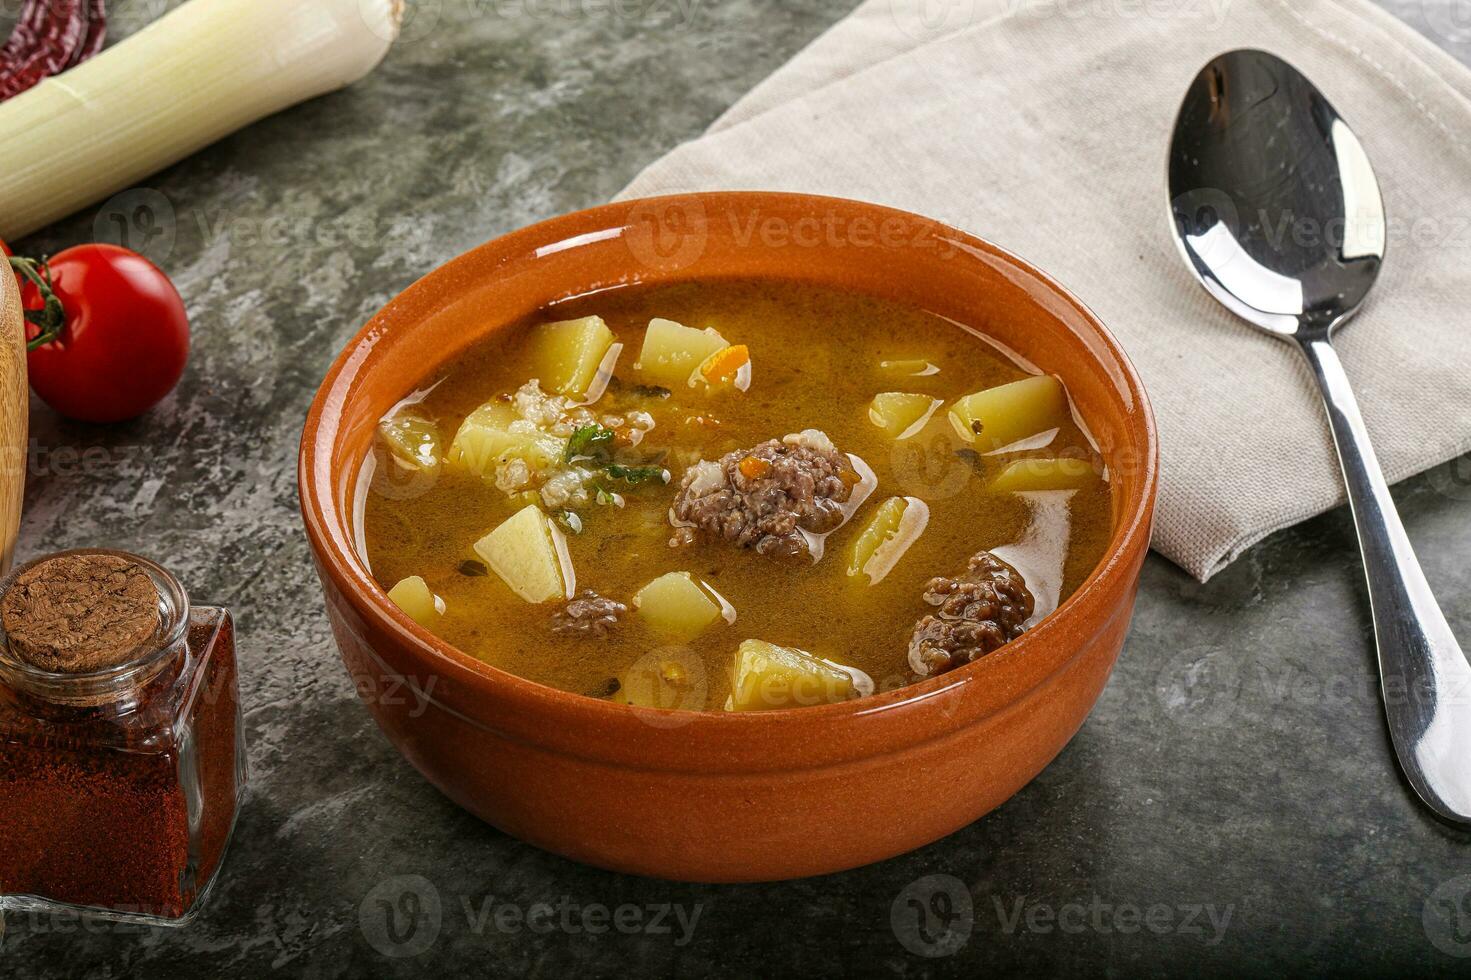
<box><xmin>377</xmin><ymin>411</ymin><xmax>442</xmax><ymax>479</ymax></box>
<box><xmin>880</xmin><ymin>358</ymin><xmax>939</xmax><ymax>377</ymax></box>
<box><xmin>635</xmin><ymin>318</ymin><xmax>729</xmax><ymax>388</ymax></box>
<box><xmin>868</xmin><ymin>392</ymin><xmax>940</xmax><ymax>439</ymax></box>
<box><xmin>449</xmin><ymin>401</ymin><xmax>563</xmax><ymax>479</ymax></box>
<box><xmin>615</xmin><ymin>649</ymin><xmax>705</xmax><ymax>710</ymax></box>
<box><xmin>847</xmin><ymin>496</ymin><xmax>930</xmax><ymax>584</ymax></box>
<box><xmin>988</xmin><ymin>457</ymin><xmax>1099</xmax><ymax>493</ymax></box>
<box><xmin>948</xmin><ymin>375</ymin><xmax>1067</xmax><ymax>452</ymax></box>
<box><xmin>848</xmin><ymin>497</ymin><xmax>908</xmax><ymax>577</ymax></box>
<box><xmin>634</xmin><ymin>571</ymin><xmax>723</xmax><ymax>640</ymax></box>
<box><xmin>473</xmin><ymin>505</ymin><xmax>573</xmax><ymax>603</ymax></box>
<box><xmin>727</xmin><ymin>640</ymin><xmax>858</xmax><ymax>712</ymax></box>
<box><xmin>386</xmin><ymin>576</ymin><xmax>444</xmax><ymax>628</ymax></box>
<box><xmin>529</xmin><ymin>316</ymin><xmax>615</xmax><ymax>398</ymax></box>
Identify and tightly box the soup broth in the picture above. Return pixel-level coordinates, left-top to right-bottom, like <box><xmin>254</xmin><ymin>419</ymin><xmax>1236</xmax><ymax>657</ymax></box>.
<box><xmin>363</xmin><ymin>280</ymin><xmax>1113</xmax><ymax>710</ymax></box>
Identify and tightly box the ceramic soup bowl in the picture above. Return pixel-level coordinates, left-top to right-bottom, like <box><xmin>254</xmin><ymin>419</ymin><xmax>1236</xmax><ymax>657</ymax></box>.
<box><xmin>299</xmin><ymin>192</ymin><xmax>1158</xmax><ymax>881</ymax></box>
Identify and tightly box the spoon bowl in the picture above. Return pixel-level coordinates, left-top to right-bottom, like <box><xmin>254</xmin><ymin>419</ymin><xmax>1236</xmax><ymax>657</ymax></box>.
<box><xmin>1170</xmin><ymin>49</ymin><xmax>1386</xmax><ymax>338</ymax></box>
<box><xmin>1169</xmin><ymin>49</ymin><xmax>1471</xmax><ymax>825</ymax></box>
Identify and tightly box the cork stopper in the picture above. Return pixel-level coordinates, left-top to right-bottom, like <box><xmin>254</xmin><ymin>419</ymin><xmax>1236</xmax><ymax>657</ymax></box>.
<box><xmin>1</xmin><ymin>553</ymin><xmax>163</xmax><ymax>673</ymax></box>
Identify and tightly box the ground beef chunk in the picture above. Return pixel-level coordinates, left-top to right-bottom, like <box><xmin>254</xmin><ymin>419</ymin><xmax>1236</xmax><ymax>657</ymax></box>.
<box><xmin>908</xmin><ymin>552</ymin><xmax>1034</xmax><ymax>677</ymax></box>
<box><xmin>669</xmin><ymin>432</ymin><xmax>855</xmax><ymax>558</ymax></box>
<box><xmin>551</xmin><ymin>590</ymin><xmax>627</xmax><ymax>637</ymax></box>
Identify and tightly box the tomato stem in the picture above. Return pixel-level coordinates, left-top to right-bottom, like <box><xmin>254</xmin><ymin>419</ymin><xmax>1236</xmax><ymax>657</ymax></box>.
<box><xmin>8</xmin><ymin>255</ymin><xmax>66</xmax><ymax>350</ymax></box>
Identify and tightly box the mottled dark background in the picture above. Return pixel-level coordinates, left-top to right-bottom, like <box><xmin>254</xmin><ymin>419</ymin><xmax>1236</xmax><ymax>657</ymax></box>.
<box><xmin>3</xmin><ymin>0</ymin><xmax>1471</xmax><ymax>976</ymax></box>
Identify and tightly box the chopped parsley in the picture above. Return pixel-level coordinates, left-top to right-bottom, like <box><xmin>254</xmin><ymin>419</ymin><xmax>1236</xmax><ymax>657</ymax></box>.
<box><xmin>565</xmin><ymin>424</ymin><xmax>616</xmax><ymax>463</ymax></box>
<box><xmin>564</xmin><ymin>423</ymin><xmax>668</xmax><ymax>494</ymax></box>
<box><xmin>606</xmin><ymin>463</ymin><xmax>668</xmax><ymax>486</ymax></box>
<box><xmin>558</xmin><ymin>416</ymin><xmax>675</xmax><ymax>508</ymax></box>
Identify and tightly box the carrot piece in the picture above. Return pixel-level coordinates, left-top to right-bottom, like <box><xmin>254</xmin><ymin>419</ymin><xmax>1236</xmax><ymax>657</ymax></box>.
<box><xmin>700</xmin><ymin>344</ymin><xmax>750</xmax><ymax>384</ymax></box>
<box><xmin>739</xmin><ymin>456</ymin><xmax>773</xmax><ymax>480</ymax></box>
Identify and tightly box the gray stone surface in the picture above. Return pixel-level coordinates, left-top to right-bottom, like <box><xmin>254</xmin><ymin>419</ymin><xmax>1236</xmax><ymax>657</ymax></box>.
<box><xmin>3</xmin><ymin>0</ymin><xmax>1471</xmax><ymax>976</ymax></box>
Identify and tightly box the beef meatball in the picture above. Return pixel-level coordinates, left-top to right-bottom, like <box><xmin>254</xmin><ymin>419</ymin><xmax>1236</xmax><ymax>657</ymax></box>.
<box><xmin>551</xmin><ymin>590</ymin><xmax>627</xmax><ymax>637</ymax></box>
<box><xmin>669</xmin><ymin>430</ymin><xmax>857</xmax><ymax>559</ymax></box>
<box><xmin>908</xmin><ymin>552</ymin><xmax>1034</xmax><ymax>677</ymax></box>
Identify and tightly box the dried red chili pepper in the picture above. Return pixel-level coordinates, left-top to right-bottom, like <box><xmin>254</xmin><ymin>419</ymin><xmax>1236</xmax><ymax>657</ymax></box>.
<box><xmin>0</xmin><ymin>0</ymin><xmax>50</xmax><ymax>62</ymax></box>
<box><xmin>0</xmin><ymin>0</ymin><xmax>106</xmax><ymax>102</ymax></box>
<box><xmin>76</xmin><ymin>0</ymin><xmax>107</xmax><ymax>65</ymax></box>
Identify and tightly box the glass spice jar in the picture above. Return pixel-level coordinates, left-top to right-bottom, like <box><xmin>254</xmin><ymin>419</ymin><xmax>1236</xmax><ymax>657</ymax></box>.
<box><xmin>0</xmin><ymin>549</ymin><xmax>247</xmax><ymax>925</ymax></box>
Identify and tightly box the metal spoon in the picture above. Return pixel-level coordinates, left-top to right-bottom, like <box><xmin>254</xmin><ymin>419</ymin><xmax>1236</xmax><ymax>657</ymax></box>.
<box><xmin>1168</xmin><ymin>49</ymin><xmax>1471</xmax><ymax>824</ymax></box>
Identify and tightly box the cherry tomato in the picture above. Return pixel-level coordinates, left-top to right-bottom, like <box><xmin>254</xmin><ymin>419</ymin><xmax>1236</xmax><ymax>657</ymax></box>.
<box><xmin>19</xmin><ymin>244</ymin><xmax>189</xmax><ymax>423</ymax></box>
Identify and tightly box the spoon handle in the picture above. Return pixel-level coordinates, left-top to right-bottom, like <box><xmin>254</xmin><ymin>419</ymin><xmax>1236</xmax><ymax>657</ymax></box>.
<box><xmin>1299</xmin><ymin>337</ymin><xmax>1471</xmax><ymax>823</ymax></box>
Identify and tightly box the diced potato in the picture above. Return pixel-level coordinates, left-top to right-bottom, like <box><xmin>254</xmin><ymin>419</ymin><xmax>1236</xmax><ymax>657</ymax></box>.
<box><xmin>386</xmin><ymin>576</ymin><xmax>444</xmax><ymax>628</ymax></box>
<box><xmin>529</xmin><ymin>316</ymin><xmax>615</xmax><ymax>398</ymax></box>
<box><xmin>989</xmin><ymin>457</ymin><xmax>1099</xmax><ymax>493</ymax></box>
<box><xmin>377</xmin><ymin>411</ymin><xmax>442</xmax><ymax>478</ymax></box>
<box><xmin>847</xmin><ymin>496</ymin><xmax>929</xmax><ymax>585</ymax></box>
<box><xmin>448</xmin><ymin>401</ymin><xmax>563</xmax><ymax>479</ymax></box>
<box><xmin>635</xmin><ymin>318</ymin><xmax>728</xmax><ymax>388</ymax></box>
<box><xmin>727</xmin><ymin>640</ymin><xmax>858</xmax><ymax>712</ymax></box>
<box><xmin>634</xmin><ymin>571</ymin><xmax>722</xmax><ymax>640</ymax></box>
<box><xmin>615</xmin><ymin>649</ymin><xmax>704</xmax><ymax>710</ymax></box>
<box><xmin>847</xmin><ymin>497</ymin><xmax>909</xmax><ymax>577</ymax></box>
<box><xmin>880</xmin><ymin>358</ymin><xmax>939</xmax><ymax>377</ymax></box>
<box><xmin>868</xmin><ymin>392</ymin><xmax>939</xmax><ymax>439</ymax></box>
<box><xmin>472</xmin><ymin>505</ymin><xmax>572</xmax><ymax>603</ymax></box>
<box><xmin>948</xmin><ymin>375</ymin><xmax>1067</xmax><ymax>452</ymax></box>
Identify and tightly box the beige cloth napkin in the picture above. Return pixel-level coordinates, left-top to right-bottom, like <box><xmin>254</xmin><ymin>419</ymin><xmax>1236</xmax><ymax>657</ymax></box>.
<box><xmin>618</xmin><ymin>0</ymin><xmax>1471</xmax><ymax>581</ymax></box>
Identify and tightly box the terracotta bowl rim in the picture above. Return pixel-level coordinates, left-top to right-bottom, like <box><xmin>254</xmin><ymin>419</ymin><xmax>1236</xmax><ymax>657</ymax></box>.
<box><xmin>298</xmin><ymin>190</ymin><xmax>1159</xmax><ymax>734</ymax></box>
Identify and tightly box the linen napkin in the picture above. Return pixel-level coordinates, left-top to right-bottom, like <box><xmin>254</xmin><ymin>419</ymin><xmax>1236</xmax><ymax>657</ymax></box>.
<box><xmin>617</xmin><ymin>0</ymin><xmax>1471</xmax><ymax>581</ymax></box>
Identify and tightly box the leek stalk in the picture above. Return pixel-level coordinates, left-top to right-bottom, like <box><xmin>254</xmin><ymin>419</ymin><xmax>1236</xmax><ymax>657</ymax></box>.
<box><xmin>0</xmin><ymin>0</ymin><xmax>402</xmax><ymax>240</ymax></box>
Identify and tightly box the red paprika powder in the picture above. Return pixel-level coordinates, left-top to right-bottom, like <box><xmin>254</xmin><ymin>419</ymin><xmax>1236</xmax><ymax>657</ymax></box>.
<box><xmin>0</xmin><ymin>550</ymin><xmax>246</xmax><ymax>924</ymax></box>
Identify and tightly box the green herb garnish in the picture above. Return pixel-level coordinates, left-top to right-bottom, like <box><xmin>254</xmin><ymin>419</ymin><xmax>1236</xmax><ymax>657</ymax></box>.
<box><xmin>606</xmin><ymin>463</ymin><xmax>668</xmax><ymax>486</ymax></box>
<box><xmin>566</xmin><ymin>424</ymin><xmax>668</xmax><ymax>492</ymax></box>
<box><xmin>565</xmin><ymin>424</ymin><xmax>616</xmax><ymax>463</ymax></box>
